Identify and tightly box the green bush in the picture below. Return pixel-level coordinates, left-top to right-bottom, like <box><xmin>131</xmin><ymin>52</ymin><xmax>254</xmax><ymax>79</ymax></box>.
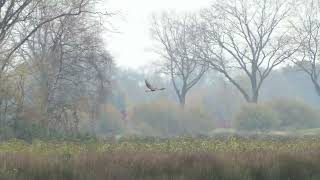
<box><xmin>95</xmin><ymin>104</ymin><xmax>126</xmax><ymax>136</ymax></box>
<box><xmin>268</xmin><ymin>99</ymin><xmax>320</xmax><ymax>129</ymax></box>
<box><xmin>233</xmin><ymin>103</ymin><xmax>280</xmax><ymax>131</ymax></box>
<box><xmin>0</xmin><ymin>120</ymin><xmax>97</xmax><ymax>142</ymax></box>
<box><xmin>130</xmin><ymin>100</ymin><xmax>214</xmax><ymax>136</ymax></box>
<box><xmin>181</xmin><ymin>106</ymin><xmax>215</xmax><ymax>134</ymax></box>
<box><xmin>233</xmin><ymin>99</ymin><xmax>320</xmax><ymax>131</ymax></box>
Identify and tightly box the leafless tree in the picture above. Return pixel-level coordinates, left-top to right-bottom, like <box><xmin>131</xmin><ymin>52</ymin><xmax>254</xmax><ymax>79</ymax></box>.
<box><xmin>198</xmin><ymin>0</ymin><xmax>298</xmax><ymax>103</ymax></box>
<box><xmin>151</xmin><ymin>13</ymin><xmax>208</xmax><ymax>107</ymax></box>
<box><xmin>14</xmin><ymin>1</ymin><xmax>113</xmax><ymax>133</ymax></box>
<box><xmin>292</xmin><ymin>0</ymin><xmax>320</xmax><ymax>96</ymax></box>
<box><xmin>0</xmin><ymin>0</ymin><xmax>103</xmax><ymax>125</ymax></box>
<box><xmin>0</xmin><ymin>0</ymin><xmax>94</xmax><ymax>79</ymax></box>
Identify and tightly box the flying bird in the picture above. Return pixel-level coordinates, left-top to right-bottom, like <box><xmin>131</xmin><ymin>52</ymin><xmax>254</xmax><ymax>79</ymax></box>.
<box><xmin>145</xmin><ymin>79</ymin><xmax>165</xmax><ymax>92</ymax></box>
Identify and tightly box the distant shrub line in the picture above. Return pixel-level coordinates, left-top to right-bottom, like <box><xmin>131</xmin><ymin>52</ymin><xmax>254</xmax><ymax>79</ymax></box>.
<box><xmin>233</xmin><ymin>99</ymin><xmax>320</xmax><ymax>131</ymax></box>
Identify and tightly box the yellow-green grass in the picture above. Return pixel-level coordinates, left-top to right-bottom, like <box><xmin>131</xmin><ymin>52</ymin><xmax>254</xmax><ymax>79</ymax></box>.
<box><xmin>0</xmin><ymin>137</ymin><xmax>319</xmax><ymax>154</ymax></box>
<box><xmin>0</xmin><ymin>138</ymin><xmax>319</xmax><ymax>179</ymax></box>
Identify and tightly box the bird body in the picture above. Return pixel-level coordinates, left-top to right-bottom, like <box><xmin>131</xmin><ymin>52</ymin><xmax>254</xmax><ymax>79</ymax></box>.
<box><xmin>145</xmin><ymin>80</ymin><xmax>165</xmax><ymax>92</ymax></box>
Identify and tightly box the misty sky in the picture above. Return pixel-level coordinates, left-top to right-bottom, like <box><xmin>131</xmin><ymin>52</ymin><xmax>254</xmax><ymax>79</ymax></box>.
<box><xmin>104</xmin><ymin>0</ymin><xmax>212</xmax><ymax>69</ymax></box>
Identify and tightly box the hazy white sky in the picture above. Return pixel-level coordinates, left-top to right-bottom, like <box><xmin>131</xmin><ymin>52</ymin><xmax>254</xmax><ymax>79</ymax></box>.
<box><xmin>104</xmin><ymin>0</ymin><xmax>212</xmax><ymax>69</ymax></box>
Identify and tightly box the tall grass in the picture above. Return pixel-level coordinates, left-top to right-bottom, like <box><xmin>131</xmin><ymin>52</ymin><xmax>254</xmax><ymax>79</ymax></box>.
<box><xmin>0</xmin><ymin>137</ymin><xmax>319</xmax><ymax>180</ymax></box>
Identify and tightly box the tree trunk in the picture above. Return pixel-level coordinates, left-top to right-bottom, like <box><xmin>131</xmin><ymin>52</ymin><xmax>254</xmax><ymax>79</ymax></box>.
<box><xmin>250</xmin><ymin>63</ymin><xmax>259</xmax><ymax>104</ymax></box>
<box><xmin>249</xmin><ymin>92</ymin><xmax>259</xmax><ymax>103</ymax></box>
<box><xmin>0</xmin><ymin>99</ymin><xmax>2</xmax><ymax>124</ymax></box>
<box><xmin>72</xmin><ymin>107</ymin><xmax>80</xmax><ymax>135</ymax></box>
<box><xmin>312</xmin><ymin>79</ymin><xmax>320</xmax><ymax>97</ymax></box>
<box><xmin>179</xmin><ymin>88</ymin><xmax>187</xmax><ymax>108</ymax></box>
<box><xmin>222</xmin><ymin>72</ymin><xmax>251</xmax><ymax>103</ymax></box>
<box><xmin>179</xmin><ymin>95</ymin><xmax>186</xmax><ymax>108</ymax></box>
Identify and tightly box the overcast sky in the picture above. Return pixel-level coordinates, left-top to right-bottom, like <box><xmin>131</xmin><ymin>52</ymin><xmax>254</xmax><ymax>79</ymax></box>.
<box><xmin>103</xmin><ymin>0</ymin><xmax>212</xmax><ymax>69</ymax></box>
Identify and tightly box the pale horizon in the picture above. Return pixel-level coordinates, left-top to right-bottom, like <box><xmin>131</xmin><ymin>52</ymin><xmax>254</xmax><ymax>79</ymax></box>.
<box><xmin>103</xmin><ymin>0</ymin><xmax>213</xmax><ymax>69</ymax></box>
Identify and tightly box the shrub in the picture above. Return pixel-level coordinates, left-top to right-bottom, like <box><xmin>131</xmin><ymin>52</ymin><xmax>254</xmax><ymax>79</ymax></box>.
<box><xmin>233</xmin><ymin>103</ymin><xmax>280</xmax><ymax>131</ymax></box>
<box><xmin>130</xmin><ymin>100</ymin><xmax>183</xmax><ymax>136</ymax></box>
<box><xmin>181</xmin><ymin>106</ymin><xmax>215</xmax><ymax>135</ymax></box>
<box><xmin>95</xmin><ymin>104</ymin><xmax>126</xmax><ymax>136</ymax></box>
<box><xmin>268</xmin><ymin>99</ymin><xmax>320</xmax><ymax>129</ymax></box>
<box><xmin>130</xmin><ymin>100</ymin><xmax>214</xmax><ymax>136</ymax></box>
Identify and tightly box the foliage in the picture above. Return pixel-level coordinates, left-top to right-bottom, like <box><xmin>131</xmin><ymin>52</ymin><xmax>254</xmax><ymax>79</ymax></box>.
<box><xmin>0</xmin><ymin>120</ymin><xmax>96</xmax><ymax>143</ymax></box>
<box><xmin>95</xmin><ymin>104</ymin><xmax>126</xmax><ymax>136</ymax></box>
<box><xmin>233</xmin><ymin>99</ymin><xmax>320</xmax><ymax>131</ymax></box>
<box><xmin>233</xmin><ymin>103</ymin><xmax>280</xmax><ymax>131</ymax></box>
<box><xmin>130</xmin><ymin>100</ymin><xmax>214</xmax><ymax>136</ymax></box>
<box><xmin>268</xmin><ymin>99</ymin><xmax>320</xmax><ymax>129</ymax></box>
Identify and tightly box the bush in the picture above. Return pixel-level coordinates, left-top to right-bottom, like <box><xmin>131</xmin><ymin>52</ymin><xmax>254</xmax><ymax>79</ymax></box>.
<box><xmin>233</xmin><ymin>99</ymin><xmax>320</xmax><ymax>131</ymax></box>
<box><xmin>182</xmin><ymin>106</ymin><xmax>215</xmax><ymax>135</ymax></box>
<box><xmin>268</xmin><ymin>99</ymin><xmax>320</xmax><ymax>129</ymax></box>
<box><xmin>233</xmin><ymin>103</ymin><xmax>280</xmax><ymax>131</ymax></box>
<box><xmin>130</xmin><ymin>100</ymin><xmax>214</xmax><ymax>136</ymax></box>
<box><xmin>95</xmin><ymin>104</ymin><xmax>126</xmax><ymax>136</ymax></box>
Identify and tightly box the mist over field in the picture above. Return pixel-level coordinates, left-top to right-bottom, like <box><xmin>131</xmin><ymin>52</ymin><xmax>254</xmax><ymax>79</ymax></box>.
<box><xmin>0</xmin><ymin>0</ymin><xmax>320</xmax><ymax>179</ymax></box>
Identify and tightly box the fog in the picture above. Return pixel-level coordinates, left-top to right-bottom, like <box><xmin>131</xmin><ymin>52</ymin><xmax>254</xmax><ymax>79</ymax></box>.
<box><xmin>1</xmin><ymin>0</ymin><xmax>320</xmax><ymax>179</ymax></box>
<box><xmin>104</xmin><ymin>0</ymin><xmax>212</xmax><ymax>68</ymax></box>
<box><xmin>0</xmin><ymin>0</ymin><xmax>320</xmax><ymax>140</ymax></box>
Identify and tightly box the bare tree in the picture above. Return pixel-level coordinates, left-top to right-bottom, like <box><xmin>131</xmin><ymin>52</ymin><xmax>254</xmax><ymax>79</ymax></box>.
<box><xmin>0</xmin><ymin>0</ymin><xmax>100</xmax><ymax>125</ymax></box>
<box><xmin>151</xmin><ymin>13</ymin><xmax>208</xmax><ymax>107</ymax></box>
<box><xmin>15</xmin><ymin>1</ymin><xmax>113</xmax><ymax>133</ymax></box>
<box><xmin>0</xmin><ymin>0</ymin><xmax>93</xmax><ymax>79</ymax></box>
<box><xmin>198</xmin><ymin>0</ymin><xmax>298</xmax><ymax>103</ymax></box>
<box><xmin>292</xmin><ymin>0</ymin><xmax>320</xmax><ymax>96</ymax></box>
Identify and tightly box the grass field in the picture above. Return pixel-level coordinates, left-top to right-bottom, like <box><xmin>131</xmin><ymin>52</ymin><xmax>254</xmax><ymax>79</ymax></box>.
<box><xmin>0</xmin><ymin>136</ymin><xmax>319</xmax><ymax>179</ymax></box>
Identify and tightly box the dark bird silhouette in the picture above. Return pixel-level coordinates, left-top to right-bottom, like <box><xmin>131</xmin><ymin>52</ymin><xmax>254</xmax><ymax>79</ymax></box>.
<box><xmin>145</xmin><ymin>79</ymin><xmax>165</xmax><ymax>92</ymax></box>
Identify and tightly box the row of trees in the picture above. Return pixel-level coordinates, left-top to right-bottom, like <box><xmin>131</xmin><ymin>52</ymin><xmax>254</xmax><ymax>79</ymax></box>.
<box><xmin>152</xmin><ymin>0</ymin><xmax>320</xmax><ymax>106</ymax></box>
<box><xmin>0</xmin><ymin>0</ymin><xmax>114</xmax><ymax>137</ymax></box>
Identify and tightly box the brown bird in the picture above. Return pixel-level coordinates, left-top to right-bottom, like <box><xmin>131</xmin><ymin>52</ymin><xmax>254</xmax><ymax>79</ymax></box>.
<box><xmin>145</xmin><ymin>79</ymin><xmax>165</xmax><ymax>92</ymax></box>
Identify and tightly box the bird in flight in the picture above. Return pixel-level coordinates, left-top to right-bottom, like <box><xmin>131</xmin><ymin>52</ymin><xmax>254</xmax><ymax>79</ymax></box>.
<box><xmin>145</xmin><ymin>79</ymin><xmax>165</xmax><ymax>92</ymax></box>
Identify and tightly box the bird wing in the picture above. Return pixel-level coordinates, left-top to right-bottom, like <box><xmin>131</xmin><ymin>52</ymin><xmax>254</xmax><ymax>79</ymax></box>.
<box><xmin>145</xmin><ymin>80</ymin><xmax>155</xmax><ymax>90</ymax></box>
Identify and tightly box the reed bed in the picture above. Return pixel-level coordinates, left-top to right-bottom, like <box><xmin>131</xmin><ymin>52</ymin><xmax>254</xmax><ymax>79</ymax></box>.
<box><xmin>0</xmin><ymin>137</ymin><xmax>319</xmax><ymax>180</ymax></box>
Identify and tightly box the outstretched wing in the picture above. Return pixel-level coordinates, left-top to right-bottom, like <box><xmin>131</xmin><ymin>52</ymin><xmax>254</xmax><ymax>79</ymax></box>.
<box><xmin>145</xmin><ymin>80</ymin><xmax>155</xmax><ymax>90</ymax></box>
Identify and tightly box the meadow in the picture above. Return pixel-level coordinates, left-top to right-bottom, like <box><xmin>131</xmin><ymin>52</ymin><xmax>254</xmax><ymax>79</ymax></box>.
<box><xmin>0</xmin><ymin>135</ymin><xmax>319</xmax><ymax>180</ymax></box>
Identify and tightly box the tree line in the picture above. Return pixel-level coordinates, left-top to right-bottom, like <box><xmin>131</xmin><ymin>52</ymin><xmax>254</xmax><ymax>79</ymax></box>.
<box><xmin>0</xmin><ymin>0</ymin><xmax>113</xmax><ymax>137</ymax></box>
<box><xmin>152</xmin><ymin>0</ymin><xmax>320</xmax><ymax>106</ymax></box>
<box><xmin>1</xmin><ymin>0</ymin><xmax>320</xmax><ymax>138</ymax></box>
